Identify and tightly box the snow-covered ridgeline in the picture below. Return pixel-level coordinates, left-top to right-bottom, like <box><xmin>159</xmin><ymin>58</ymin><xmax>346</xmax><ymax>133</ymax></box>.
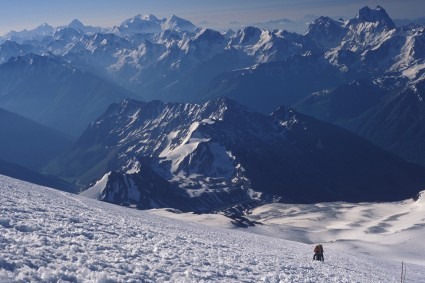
<box><xmin>1</xmin><ymin>174</ymin><xmax>425</xmax><ymax>282</ymax></box>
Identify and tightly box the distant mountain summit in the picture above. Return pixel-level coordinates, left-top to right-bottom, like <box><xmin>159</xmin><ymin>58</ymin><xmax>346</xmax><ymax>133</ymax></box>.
<box><xmin>350</xmin><ymin>5</ymin><xmax>395</xmax><ymax>29</ymax></box>
<box><xmin>68</xmin><ymin>19</ymin><xmax>86</xmax><ymax>30</ymax></box>
<box><xmin>4</xmin><ymin>23</ymin><xmax>55</xmax><ymax>42</ymax></box>
<box><xmin>115</xmin><ymin>14</ymin><xmax>162</xmax><ymax>35</ymax></box>
<box><xmin>112</xmin><ymin>13</ymin><xmax>197</xmax><ymax>36</ymax></box>
<box><xmin>296</xmin><ymin>5</ymin><xmax>425</xmax><ymax>166</ymax></box>
<box><xmin>161</xmin><ymin>15</ymin><xmax>197</xmax><ymax>33</ymax></box>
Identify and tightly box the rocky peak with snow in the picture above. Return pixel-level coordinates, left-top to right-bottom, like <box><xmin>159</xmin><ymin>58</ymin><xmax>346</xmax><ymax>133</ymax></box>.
<box><xmin>232</xmin><ymin>26</ymin><xmax>263</xmax><ymax>46</ymax></box>
<box><xmin>194</xmin><ymin>28</ymin><xmax>225</xmax><ymax>43</ymax></box>
<box><xmin>4</xmin><ymin>23</ymin><xmax>55</xmax><ymax>43</ymax></box>
<box><xmin>68</xmin><ymin>19</ymin><xmax>85</xmax><ymax>30</ymax></box>
<box><xmin>305</xmin><ymin>16</ymin><xmax>345</xmax><ymax>50</ymax></box>
<box><xmin>350</xmin><ymin>5</ymin><xmax>395</xmax><ymax>30</ymax></box>
<box><xmin>52</xmin><ymin>97</ymin><xmax>425</xmax><ymax>211</ymax></box>
<box><xmin>161</xmin><ymin>15</ymin><xmax>197</xmax><ymax>33</ymax></box>
<box><xmin>116</xmin><ymin>14</ymin><xmax>162</xmax><ymax>36</ymax></box>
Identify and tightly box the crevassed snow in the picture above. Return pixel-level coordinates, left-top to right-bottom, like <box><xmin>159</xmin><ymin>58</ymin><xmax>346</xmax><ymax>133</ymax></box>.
<box><xmin>2</xmin><ymin>174</ymin><xmax>425</xmax><ymax>282</ymax></box>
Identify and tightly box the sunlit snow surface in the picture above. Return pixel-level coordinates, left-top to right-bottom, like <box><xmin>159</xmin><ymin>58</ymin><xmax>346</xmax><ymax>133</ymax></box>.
<box><xmin>1</xmin><ymin>175</ymin><xmax>425</xmax><ymax>282</ymax></box>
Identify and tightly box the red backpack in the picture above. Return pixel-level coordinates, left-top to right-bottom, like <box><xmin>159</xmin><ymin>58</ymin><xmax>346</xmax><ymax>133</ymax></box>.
<box><xmin>314</xmin><ymin>245</ymin><xmax>323</xmax><ymax>253</ymax></box>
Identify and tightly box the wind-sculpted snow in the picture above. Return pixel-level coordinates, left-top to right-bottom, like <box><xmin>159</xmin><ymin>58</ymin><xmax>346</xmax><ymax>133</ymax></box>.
<box><xmin>247</xmin><ymin>193</ymin><xmax>425</xmax><ymax>266</ymax></box>
<box><xmin>2</xmin><ymin>175</ymin><xmax>425</xmax><ymax>282</ymax></box>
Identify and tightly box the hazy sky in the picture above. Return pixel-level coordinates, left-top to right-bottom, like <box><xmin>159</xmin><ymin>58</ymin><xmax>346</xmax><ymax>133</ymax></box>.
<box><xmin>0</xmin><ymin>0</ymin><xmax>424</xmax><ymax>34</ymax></box>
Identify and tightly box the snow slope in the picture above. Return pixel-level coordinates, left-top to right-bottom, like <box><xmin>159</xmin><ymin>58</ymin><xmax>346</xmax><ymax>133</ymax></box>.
<box><xmin>150</xmin><ymin>194</ymin><xmax>425</xmax><ymax>267</ymax></box>
<box><xmin>1</xmin><ymin>175</ymin><xmax>425</xmax><ymax>282</ymax></box>
<box><xmin>246</xmin><ymin>196</ymin><xmax>425</xmax><ymax>267</ymax></box>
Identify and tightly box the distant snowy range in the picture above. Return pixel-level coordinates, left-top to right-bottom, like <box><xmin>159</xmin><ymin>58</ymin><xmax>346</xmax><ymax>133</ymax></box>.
<box><xmin>1</xmin><ymin>5</ymin><xmax>425</xmax><ymax>282</ymax></box>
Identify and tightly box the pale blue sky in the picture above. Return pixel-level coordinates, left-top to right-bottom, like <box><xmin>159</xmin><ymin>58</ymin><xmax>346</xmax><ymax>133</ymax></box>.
<box><xmin>0</xmin><ymin>0</ymin><xmax>423</xmax><ymax>34</ymax></box>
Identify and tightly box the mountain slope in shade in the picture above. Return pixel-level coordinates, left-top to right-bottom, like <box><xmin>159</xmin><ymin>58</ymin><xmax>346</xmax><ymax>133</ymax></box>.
<box><xmin>0</xmin><ymin>40</ymin><xmax>36</xmax><ymax>64</ymax></box>
<box><xmin>48</xmin><ymin>98</ymin><xmax>425</xmax><ymax>211</ymax></box>
<box><xmin>296</xmin><ymin>76</ymin><xmax>425</xmax><ymax>166</ymax></box>
<box><xmin>201</xmin><ymin>54</ymin><xmax>346</xmax><ymax>113</ymax></box>
<box><xmin>0</xmin><ymin>108</ymin><xmax>73</xmax><ymax>171</ymax></box>
<box><xmin>0</xmin><ymin>54</ymin><xmax>136</xmax><ymax>137</ymax></box>
<box><xmin>0</xmin><ymin>159</ymin><xmax>74</xmax><ymax>192</ymax></box>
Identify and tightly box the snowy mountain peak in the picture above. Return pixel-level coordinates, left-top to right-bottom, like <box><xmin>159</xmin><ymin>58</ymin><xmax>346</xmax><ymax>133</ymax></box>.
<box><xmin>194</xmin><ymin>28</ymin><xmax>225</xmax><ymax>42</ymax></box>
<box><xmin>305</xmin><ymin>16</ymin><xmax>345</xmax><ymax>49</ymax></box>
<box><xmin>68</xmin><ymin>19</ymin><xmax>85</xmax><ymax>29</ymax></box>
<box><xmin>233</xmin><ymin>26</ymin><xmax>263</xmax><ymax>45</ymax></box>
<box><xmin>202</xmin><ymin>96</ymin><xmax>247</xmax><ymax>114</ymax></box>
<box><xmin>34</xmin><ymin>23</ymin><xmax>55</xmax><ymax>33</ymax></box>
<box><xmin>161</xmin><ymin>15</ymin><xmax>197</xmax><ymax>33</ymax></box>
<box><xmin>350</xmin><ymin>5</ymin><xmax>395</xmax><ymax>29</ymax></box>
<box><xmin>61</xmin><ymin>19</ymin><xmax>104</xmax><ymax>35</ymax></box>
<box><xmin>118</xmin><ymin>14</ymin><xmax>162</xmax><ymax>35</ymax></box>
<box><xmin>307</xmin><ymin>16</ymin><xmax>344</xmax><ymax>33</ymax></box>
<box><xmin>4</xmin><ymin>22</ymin><xmax>55</xmax><ymax>42</ymax></box>
<box><xmin>142</xmin><ymin>14</ymin><xmax>160</xmax><ymax>22</ymax></box>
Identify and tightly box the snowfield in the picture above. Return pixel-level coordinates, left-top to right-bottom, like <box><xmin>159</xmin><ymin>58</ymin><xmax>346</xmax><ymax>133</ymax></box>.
<box><xmin>1</xmin><ymin>174</ymin><xmax>425</xmax><ymax>282</ymax></box>
<box><xmin>245</xmin><ymin>196</ymin><xmax>425</xmax><ymax>267</ymax></box>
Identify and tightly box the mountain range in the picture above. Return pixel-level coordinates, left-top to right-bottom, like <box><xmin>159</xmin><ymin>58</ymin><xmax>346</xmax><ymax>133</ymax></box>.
<box><xmin>0</xmin><ymin>5</ymin><xmax>425</xmax><ymax>212</ymax></box>
<box><xmin>48</xmin><ymin>98</ymin><xmax>425</xmax><ymax>211</ymax></box>
<box><xmin>0</xmin><ymin>6</ymin><xmax>424</xmax><ymax>167</ymax></box>
<box><xmin>0</xmin><ymin>53</ymin><xmax>135</xmax><ymax>137</ymax></box>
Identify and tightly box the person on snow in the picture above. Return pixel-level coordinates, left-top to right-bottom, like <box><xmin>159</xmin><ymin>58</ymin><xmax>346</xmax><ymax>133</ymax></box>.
<box><xmin>313</xmin><ymin>244</ymin><xmax>324</xmax><ymax>261</ymax></box>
